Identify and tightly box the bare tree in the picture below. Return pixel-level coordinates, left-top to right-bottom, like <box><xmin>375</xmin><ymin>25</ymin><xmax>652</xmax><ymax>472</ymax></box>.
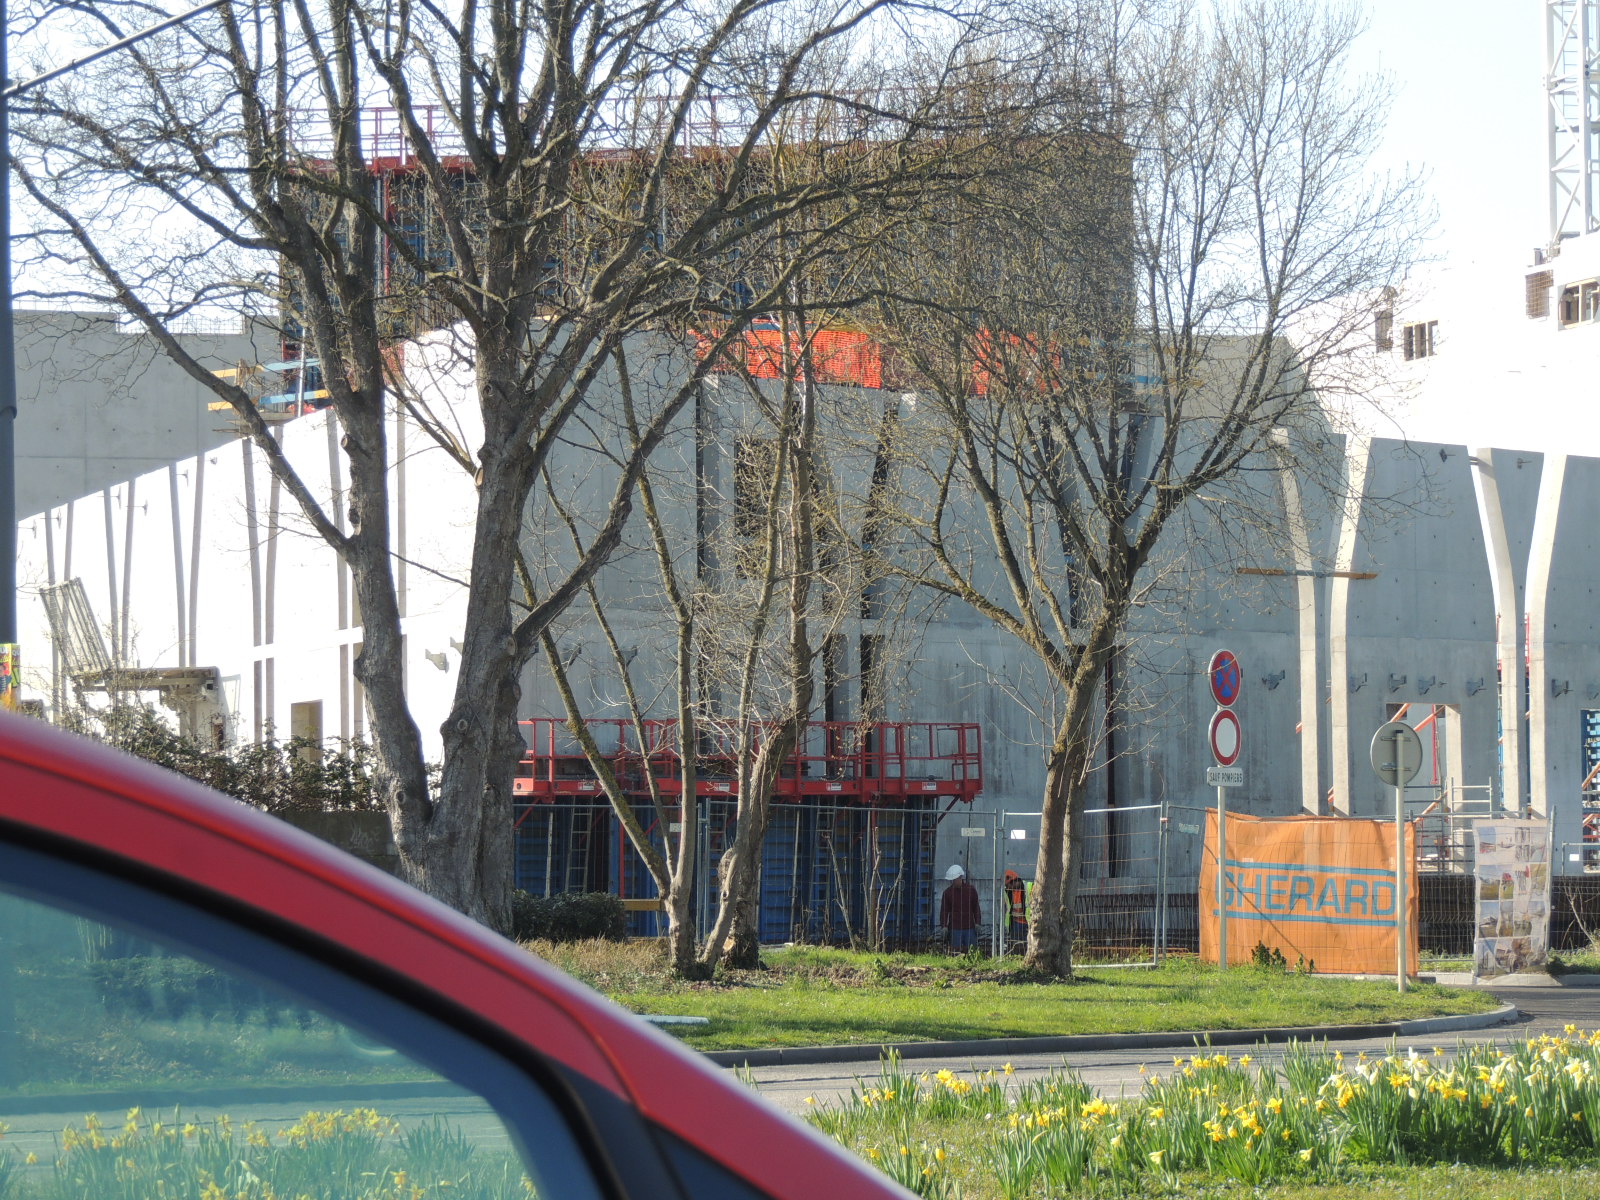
<box><xmin>869</xmin><ymin>0</ymin><xmax>1426</xmax><ymax>976</ymax></box>
<box><xmin>535</xmin><ymin>302</ymin><xmax>896</xmax><ymax>976</ymax></box>
<box><xmin>9</xmin><ymin>0</ymin><xmax>1007</xmax><ymax>928</ymax></box>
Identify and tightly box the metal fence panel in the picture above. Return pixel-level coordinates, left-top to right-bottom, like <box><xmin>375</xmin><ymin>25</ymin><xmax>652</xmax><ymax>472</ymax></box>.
<box><xmin>999</xmin><ymin>803</ymin><xmax>1170</xmax><ymax>965</ymax></box>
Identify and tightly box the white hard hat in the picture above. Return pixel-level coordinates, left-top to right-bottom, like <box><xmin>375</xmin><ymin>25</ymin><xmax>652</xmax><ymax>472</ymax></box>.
<box><xmin>944</xmin><ymin>864</ymin><xmax>965</xmax><ymax>881</ymax></box>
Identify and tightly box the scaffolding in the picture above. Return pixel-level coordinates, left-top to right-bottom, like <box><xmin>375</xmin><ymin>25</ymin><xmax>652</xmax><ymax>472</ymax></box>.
<box><xmin>511</xmin><ymin>717</ymin><xmax>982</xmax><ymax>943</ymax></box>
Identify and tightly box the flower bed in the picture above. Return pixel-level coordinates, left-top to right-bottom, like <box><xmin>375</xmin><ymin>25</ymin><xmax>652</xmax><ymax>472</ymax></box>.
<box><xmin>806</xmin><ymin>1028</ymin><xmax>1600</xmax><ymax>1198</ymax></box>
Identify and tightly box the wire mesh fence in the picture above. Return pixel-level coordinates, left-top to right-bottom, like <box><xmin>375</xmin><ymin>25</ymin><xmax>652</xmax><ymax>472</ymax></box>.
<box><xmin>510</xmin><ymin>798</ymin><xmax>1597</xmax><ymax>965</ymax></box>
<box><xmin>995</xmin><ymin>805</ymin><xmax>1170</xmax><ymax>965</ymax></box>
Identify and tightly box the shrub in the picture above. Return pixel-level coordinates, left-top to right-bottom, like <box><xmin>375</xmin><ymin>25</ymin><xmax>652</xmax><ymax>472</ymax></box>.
<box><xmin>83</xmin><ymin>955</ymin><xmax>303</xmax><ymax>1023</ymax></box>
<box><xmin>63</xmin><ymin>703</ymin><xmax>384</xmax><ymax>813</ymax></box>
<box><xmin>511</xmin><ymin>891</ymin><xmax>627</xmax><ymax>943</ymax></box>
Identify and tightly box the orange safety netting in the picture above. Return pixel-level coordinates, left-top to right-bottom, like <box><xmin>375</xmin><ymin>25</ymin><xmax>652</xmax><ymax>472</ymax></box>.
<box><xmin>694</xmin><ymin>325</ymin><xmax>885</xmax><ymax>390</ymax></box>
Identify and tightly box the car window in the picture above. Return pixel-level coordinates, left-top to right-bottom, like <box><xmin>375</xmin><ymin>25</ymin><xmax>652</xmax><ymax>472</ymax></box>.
<box><xmin>0</xmin><ymin>841</ymin><xmax>608</xmax><ymax>1200</ymax></box>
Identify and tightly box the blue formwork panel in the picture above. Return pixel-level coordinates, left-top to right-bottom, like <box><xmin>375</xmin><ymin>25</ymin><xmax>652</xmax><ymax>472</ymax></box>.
<box><xmin>745</xmin><ymin>801</ymin><xmax>942</xmax><ymax>949</ymax></box>
<box><xmin>613</xmin><ymin>812</ymin><xmax>667</xmax><ymax>938</ymax></box>
<box><xmin>513</xmin><ymin>808</ymin><xmax>557</xmax><ymax>896</ymax></box>
<box><xmin>513</xmin><ymin>804</ymin><xmax>616</xmax><ymax>897</ymax></box>
<box><xmin>820</xmin><ymin>809</ymin><xmax>860</xmax><ymax>943</ymax></box>
<box><xmin>760</xmin><ymin>807</ymin><xmax>804</xmax><ymax>944</ymax></box>
<box><xmin>867</xmin><ymin>810</ymin><xmax>906</xmax><ymax>940</ymax></box>
<box><xmin>911</xmin><ymin>803</ymin><xmax>937</xmax><ymax>940</ymax></box>
<box><xmin>801</xmin><ymin>808</ymin><xmax>835</xmax><ymax>943</ymax></box>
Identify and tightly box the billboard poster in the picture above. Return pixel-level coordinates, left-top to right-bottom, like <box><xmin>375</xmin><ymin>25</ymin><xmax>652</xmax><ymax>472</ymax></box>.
<box><xmin>1473</xmin><ymin>818</ymin><xmax>1552</xmax><ymax>977</ymax></box>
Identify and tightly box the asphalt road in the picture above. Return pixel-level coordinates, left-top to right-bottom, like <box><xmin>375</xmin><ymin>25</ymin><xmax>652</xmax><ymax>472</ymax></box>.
<box><xmin>742</xmin><ymin>982</ymin><xmax>1600</xmax><ymax>1116</ymax></box>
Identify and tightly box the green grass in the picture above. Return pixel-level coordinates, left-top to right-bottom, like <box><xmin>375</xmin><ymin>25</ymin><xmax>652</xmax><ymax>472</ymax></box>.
<box><xmin>1240</xmin><ymin>1165</ymin><xmax>1600</xmax><ymax>1200</ymax></box>
<box><xmin>1552</xmin><ymin>947</ymin><xmax>1600</xmax><ymax>975</ymax></box>
<box><xmin>526</xmin><ymin>943</ymin><xmax>1503</xmax><ymax>1052</ymax></box>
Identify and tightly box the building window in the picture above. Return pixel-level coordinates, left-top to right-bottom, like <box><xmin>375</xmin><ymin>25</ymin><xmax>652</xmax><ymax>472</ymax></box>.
<box><xmin>1401</xmin><ymin>321</ymin><xmax>1436</xmax><ymax>360</ymax></box>
<box><xmin>1558</xmin><ymin>279</ymin><xmax>1600</xmax><ymax>326</ymax></box>
<box><xmin>1374</xmin><ymin>309</ymin><xmax>1393</xmax><ymax>352</ymax></box>
<box><xmin>732</xmin><ymin>436</ymin><xmax>778</xmax><ymax>538</ymax></box>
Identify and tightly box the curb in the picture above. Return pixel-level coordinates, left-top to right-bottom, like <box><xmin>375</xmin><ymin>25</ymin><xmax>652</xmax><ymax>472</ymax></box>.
<box><xmin>703</xmin><ymin>1003</ymin><xmax>1522</xmax><ymax>1069</ymax></box>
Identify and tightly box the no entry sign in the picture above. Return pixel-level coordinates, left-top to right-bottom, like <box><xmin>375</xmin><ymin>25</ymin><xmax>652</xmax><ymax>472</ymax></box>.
<box><xmin>1209</xmin><ymin>649</ymin><xmax>1242</xmax><ymax>707</ymax></box>
<box><xmin>1209</xmin><ymin>707</ymin><xmax>1242</xmax><ymax>767</ymax></box>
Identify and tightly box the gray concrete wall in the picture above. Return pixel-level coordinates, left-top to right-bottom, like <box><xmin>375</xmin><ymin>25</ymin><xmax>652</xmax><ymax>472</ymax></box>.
<box><xmin>1526</xmin><ymin>454</ymin><xmax>1600</xmax><ymax>852</ymax></box>
<box><xmin>24</xmin><ymin>329</ymin><xmax>1600</xmax><ymax>891</ymax></box>
<box><xmin>15</xmin><ymin>310</ymin><xmax>275</xmax><ymax>519</ymax></box>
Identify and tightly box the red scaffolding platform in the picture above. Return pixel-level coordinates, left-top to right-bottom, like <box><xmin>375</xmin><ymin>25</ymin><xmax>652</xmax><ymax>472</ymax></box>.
<box><xmin>514</xmin><ymin>718</ymin><xmax>981</xmax><ymax>804</ymax></box>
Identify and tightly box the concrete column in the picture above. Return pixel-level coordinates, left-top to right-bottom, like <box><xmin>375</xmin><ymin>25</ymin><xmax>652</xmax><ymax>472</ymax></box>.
<box><xmin>1524</xmin><ymin>452</ymin><xmax>1564</xmax><ymax>823</ymax></box>
<box><xmin>1275</xmin><ymin>434</ymin><xmax>1321</xmax><ymax>813</ymax></box>
<box><xmin>1326</xmin><ymin>439</ymin><xmax>1372</xmax><ymax>816</ymax></box>
<box><xmin>1471</xmin><ymin>449</ymin><xmax>1526</xmax><ymax>813</ymax></box>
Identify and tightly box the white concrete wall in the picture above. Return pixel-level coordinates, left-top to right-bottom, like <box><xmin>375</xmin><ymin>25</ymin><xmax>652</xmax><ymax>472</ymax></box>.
<box><xmin>16</xmin><ymin>332</ymin><xmax>477</xmax><ymax>749</ymax></box>
<box><xmin>1328</xmin><ymin>439</ymin><xmax>1501</xmax><ymax>818</ymax></box>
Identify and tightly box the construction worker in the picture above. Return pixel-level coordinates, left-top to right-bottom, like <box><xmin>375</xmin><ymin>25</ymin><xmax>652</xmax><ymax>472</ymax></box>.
<box><xmin>1004</xmin><ymin>870</ymin><xmax>1029</xmax><ymax>949</ymax></box>
<box><xmin>939</xmin><ymin>864</ymin><xmax>982</xmax><ymax>953</ymax></box>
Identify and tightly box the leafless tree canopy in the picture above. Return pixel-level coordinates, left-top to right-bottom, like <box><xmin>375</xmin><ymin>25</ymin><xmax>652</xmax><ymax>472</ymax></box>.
<box><xmin>864</xmin><ymin>0</ymin><xmax>1426</xmax><ymax>976</ymax></box>
<box><xmin>8</xmin><ymin>0</ymin><xmax>1065</xmax><ymax>929</ymax></box>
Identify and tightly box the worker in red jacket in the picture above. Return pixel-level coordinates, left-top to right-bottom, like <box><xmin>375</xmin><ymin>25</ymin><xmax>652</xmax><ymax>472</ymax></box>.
<box><xmin>939</xmin><ymin>864</ymin><xmax>982</xmax><ymax>952</ymax></box>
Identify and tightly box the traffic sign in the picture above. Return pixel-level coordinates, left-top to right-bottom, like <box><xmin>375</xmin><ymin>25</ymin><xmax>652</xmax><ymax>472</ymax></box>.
<box><xmin>1370</xmin><ymin>721</ymin><xmax>1422</xmax><ymax>786</ymax></box>
<box><xmin>1206</xmin><ymin>765</ymin><xmax>1244</xmax><ymax>787</ymax></box>
<box><xmin>1209</xmin><ymin>649</ymin><xmax>1242</xmax><ymax>707</ymax></box>
<box><xmin>1209</xmin><ymin>707</ymin><xmax>1242</xmax><ymax>766</ymax></box>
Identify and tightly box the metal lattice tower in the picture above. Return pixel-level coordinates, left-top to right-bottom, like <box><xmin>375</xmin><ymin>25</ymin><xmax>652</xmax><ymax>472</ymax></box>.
<box><xmin>1547</xmin><ymin>0</ymin><xmax>1600</xmax><ymax>247</ymax></box>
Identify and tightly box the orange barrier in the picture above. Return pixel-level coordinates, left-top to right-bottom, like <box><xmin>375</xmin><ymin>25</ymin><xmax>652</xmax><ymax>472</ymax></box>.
<box><xmin>1199</xmin><ymin>810</ymin><xmax>1417</xmax><ymax>974</ymax></box>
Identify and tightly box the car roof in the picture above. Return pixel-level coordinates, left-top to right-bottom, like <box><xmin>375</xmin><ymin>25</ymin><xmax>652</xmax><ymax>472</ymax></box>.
<box><xmin>0</xmin><ymin>714</ymin><xmax>906</xmax><ymax>1199</ymax></box>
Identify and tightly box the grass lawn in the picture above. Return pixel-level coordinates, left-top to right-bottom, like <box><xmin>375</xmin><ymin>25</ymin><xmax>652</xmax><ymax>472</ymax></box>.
<box><xmin>527</xmin><ymin>943</ymin><xmax>1503</xmax><ymax>1052</ymax></box>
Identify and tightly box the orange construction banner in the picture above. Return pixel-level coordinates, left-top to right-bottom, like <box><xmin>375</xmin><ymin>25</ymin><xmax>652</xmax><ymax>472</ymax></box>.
<box><xmin>1199</xmin><ymin>810</ymin><xmax>1417</xmax><ymax>974</ymax></box>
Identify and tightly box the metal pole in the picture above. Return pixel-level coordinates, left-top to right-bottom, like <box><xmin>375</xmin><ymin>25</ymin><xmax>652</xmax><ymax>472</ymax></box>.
<box><xmin>991</xmin><ymin>816</ymin><xmax>1002</xmax><ymax>958</ymax></box>
<box><xmin>1156</xmin><ymin>802</ymin><xmax>1169</xmax><ymax>965</ymax></box>
<box><xmin>1217</xmin><ymin>784</ymin><xmax>1228</xmax><ymax>968</ymax></box>
<box><xmin>0</xmin><ymin>0</ymin><xmax>16</xmax><ymax>650</ymax></box>
<box><xmin>1394</xmin><ymin>727</ymin><xmax>1409</xmax><ymax>994</ymax></box>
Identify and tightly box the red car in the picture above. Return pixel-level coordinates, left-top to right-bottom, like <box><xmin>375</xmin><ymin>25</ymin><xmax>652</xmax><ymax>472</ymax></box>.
<box><xmin>0</xmin><ymin>715</ymin><xmax>908</xmax><ymax>1199</ymax></box>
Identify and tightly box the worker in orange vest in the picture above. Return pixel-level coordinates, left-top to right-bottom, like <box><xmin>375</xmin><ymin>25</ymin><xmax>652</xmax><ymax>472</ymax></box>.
<box><xmin>1004</xmin><ymin>870</ymin><xmax>1030</xmax><ymax>950</ymax></box>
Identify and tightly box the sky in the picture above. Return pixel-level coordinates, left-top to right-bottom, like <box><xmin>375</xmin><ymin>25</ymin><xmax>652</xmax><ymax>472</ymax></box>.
<box><xmin>1343</xmin><ymin>2</ymin><xmax>1574</xmax><ymax>453</ymax></box>
<box><xmin>1354</xmin><ymin>1</ymin><xmax>1548</xmax><ymax>277</ymax></box>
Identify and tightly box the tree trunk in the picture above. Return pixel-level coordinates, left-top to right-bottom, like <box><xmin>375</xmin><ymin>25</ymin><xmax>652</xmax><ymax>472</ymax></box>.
<box><xmin>1024</xmin><ymin>625</ymin><xmax>1120</xmax><ymax>978</ymax></box>
<box><xmin>723</xmin><ymin>852</ymin><xmax>765</xmax><ymax>969</ymax></box>
<box><xmin>415</xmin><ymin>395</ymin><xmax>531</xmax><ymax>931</ymax></box>
<box><xmin>1025</xmin><ymin>744</ymin><xmax>1076</xmax><ymax>976</ymax></box>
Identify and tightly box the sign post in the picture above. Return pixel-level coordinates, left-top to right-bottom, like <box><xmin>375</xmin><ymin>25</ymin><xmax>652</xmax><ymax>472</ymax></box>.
<box><xmin>1370</xmin><ymin>720</ymin><xmax>1422</xmax><ymax>993</ymax></box>
<box><xmin>1207</xmin><ymin>650</ymin><xmax>1243</xmax><ymax>966</ymax></box>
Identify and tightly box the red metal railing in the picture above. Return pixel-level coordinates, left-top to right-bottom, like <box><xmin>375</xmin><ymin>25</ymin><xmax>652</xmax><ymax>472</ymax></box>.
<box><xmin>287</xmin><ymin>93</ymin><xmax>909</xmax><ymax>167</ymax></box>
<box><xmin>514</xmin><ymin>717</ymin><xmax>981</xmax><ymax>804</ymax></box>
